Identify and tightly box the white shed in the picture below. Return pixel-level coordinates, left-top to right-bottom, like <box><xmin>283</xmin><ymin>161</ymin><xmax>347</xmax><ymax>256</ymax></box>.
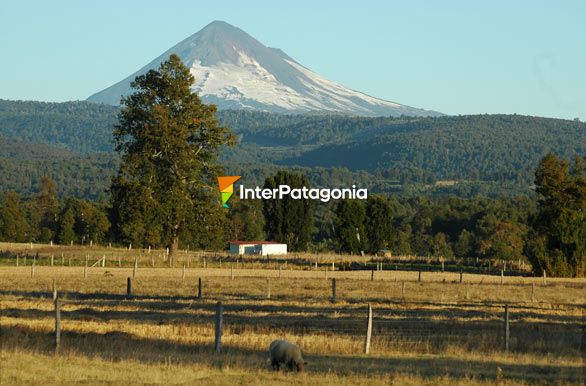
<box><xmin>229</xmin><ymin>241</ymin><xmax>287</xmax><ymax>256</ymax></box>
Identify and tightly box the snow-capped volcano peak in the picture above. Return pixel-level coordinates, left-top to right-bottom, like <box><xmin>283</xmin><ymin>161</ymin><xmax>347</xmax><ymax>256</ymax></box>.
<box><xmin>88</xmin><ymin>21</ymin><xmax>441</xmax><ymax>117</ymax></box>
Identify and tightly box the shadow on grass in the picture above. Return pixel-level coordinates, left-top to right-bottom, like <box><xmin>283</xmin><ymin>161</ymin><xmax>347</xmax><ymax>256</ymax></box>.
<box><xmin>0</xmin><ymin>324</ymin><xmax>583</xmax><ymax>384</ymax></box>
<box><xmin>2</xmin><ymin>296</ymin><xmax>583</xmax><ymax>360</ymax></box>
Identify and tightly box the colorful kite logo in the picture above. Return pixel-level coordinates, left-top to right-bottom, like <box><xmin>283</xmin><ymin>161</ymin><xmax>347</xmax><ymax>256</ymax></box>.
<box><xmin>217</xmin><ymin>176</ymin><xmax>241</xmax><ymax>208</ymax></box>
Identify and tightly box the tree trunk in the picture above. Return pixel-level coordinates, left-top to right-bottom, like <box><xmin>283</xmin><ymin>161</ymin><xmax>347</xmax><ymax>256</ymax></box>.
<box><xmin>170</xmin><ymin>235</ymin><xmax>179</xmax><ymax>267</ymax></box>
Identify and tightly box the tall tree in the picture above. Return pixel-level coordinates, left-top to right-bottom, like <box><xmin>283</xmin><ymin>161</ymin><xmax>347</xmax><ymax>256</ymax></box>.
<box><xmin>334</xmin><ymin>199</ymin><xmax>367</xmax><ymax>254</ymax></box>
<box><xmin>526</xmin><ymin>154</ymin><xmax>585</xmax><ymax>277</ymax></box>
<box><xmin>110</xmin><ymin>54</ymin><xmax>235</xmax><ymax>263</ymax></box>
<box><xmin>33</xmin><ymin>176</ymin><xmax>59</xmax><ymax>243</ymax></box>
<box><xmin>262</xmin><ymin>171</ymin><xmax>313</xmax><ymax>251</ymax></box>
<box><xmin>364</xmin><ymin>195</ymin><xmax>393</xmax><ymax>253</ymax></box>
<box><xmin>0</xmin><ymin>191</ymin><xmax>29</xmax><ymax>242</ymax></box>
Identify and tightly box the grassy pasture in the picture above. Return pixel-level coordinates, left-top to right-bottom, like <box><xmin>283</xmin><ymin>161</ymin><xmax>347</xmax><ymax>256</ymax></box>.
<box><xmin>0</xmin><ymin>244</ymin><xmax>584</xmax><ymax>385</ymax></box>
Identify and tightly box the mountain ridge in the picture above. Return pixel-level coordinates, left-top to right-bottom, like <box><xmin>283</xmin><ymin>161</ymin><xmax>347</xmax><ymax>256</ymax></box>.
<box><xmin>88</xmin><ymin>21</ymin><xmax>442</xmax><ymax>117</ymax></box>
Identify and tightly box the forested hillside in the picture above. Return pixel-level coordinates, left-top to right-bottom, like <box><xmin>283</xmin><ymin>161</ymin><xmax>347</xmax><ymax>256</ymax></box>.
<box><xmin>1</xmin><ymin>99</ymin><xmax>584</xmax><ymax>199</ymax></box>
<box><xmin>0</xmin><ymin>135</ymin><xmax>118</xmax><ymax>201</ymax></box>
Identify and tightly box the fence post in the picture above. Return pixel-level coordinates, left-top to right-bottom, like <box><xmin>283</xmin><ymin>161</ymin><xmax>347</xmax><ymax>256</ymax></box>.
<box><xmin>459</xmin><ymin>270</ymin><xmax>463</xmax><ymax>284</ymax></box>
<box><xmin>542</xmin><ymin>270</ymin><xmax>547</xmax><ymax>286</ymax></box>
<box><xmin>51</xmin><ymin>254</ymin><xmax>54</xmax><ymax>266</ymax></box>
<box><xmin>267</xmin><ymin>278</ymin><xmax>271</xmax><ymax>299</ymax></box>
<box><xmin>126</xmin><ymin>277</ymin><xmax>132</xmax><ymax>299</ymax></box>
<box><xmin>16</xmin><ymin>254</ymin><xmax>19</xmax><ymax>266</ymax></box>
<box><xmin>331</xmin><ymin>278</ymin><xmax>337</xmax><ymax>303</ymax></box>
<box><xmin>54</xmin><ymin>298</ymin><xmax>61</xmax><ymax>354</ymax></box>
<box><xmin>418</xmin><ymin>271</ymin><xmax>421</xmax><ymax>282</ymax></box>
<box><xmin>401</xmin><ymin>281</ymin><xmax>406</xmax><ymax>301</ymax></box>
<box><xmin>102</xmin><ymin>255</ymin><xmax>106</xmax><ymax>267</ymax></box>
<box><xmin>182</xmin><ymin>263</ymin><xmax>186</xmax><ymax>279</ymax></box>
<box><xmin>504</xmin><ymin>304</ymin><xmax>510</xmax><ymax>353</ymax></box>
<box><xmin>133</xmin><ymin>258</ymin><xmax>138</xmax><ymax>279</ymax></box>
<box><xmin>441</xmin><ymin>260</ymin><xmax>444</xmax><ymax>272</ymax></box>
<box><xmin>61</xmin><ymin>253</ymin><xmax>64</xmax><ymax>265</ymax></box>
<box><xmin>52</xmin><ymin>279</ymin><xmax>58</xmax><ymax>301</ymax></box>
<box><xmin>31</xmin><ymin>261</ymin><xmax>35</xmax><ymax>278</ymax></box>
<box><xmin>83</xmin><ymin>257</ymin><xmax>87</xmax><ymax>279</ymax></box>
<box><xmin>198</xmin><ymin>277</ymin><xmax>202</xmax><ymax>299</ymax></box>
<box><xmin>215</xmin><ymin>301</ymin><xmax>223</xmax><ymax>353</ymax></box>
<box><xmin>500</xmin><ymin>269</ymin><xmax>504</xmax><ymax>285</ymax></box>
<box><xmin>364</xmin><ymin>304</ymin><xmax>373</xmax><ymax>354</ymax></box>
<box><xmin>332</xmin><ymin>262</ymin><xmax>335</xmax><ymax>271</ymax></box>
<box><xmin>370</xmin><ymin>268</ymin><xmax>374</xmax><ymax>281</ymax></box>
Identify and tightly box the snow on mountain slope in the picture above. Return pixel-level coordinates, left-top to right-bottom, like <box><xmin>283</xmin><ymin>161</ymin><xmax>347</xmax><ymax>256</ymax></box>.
<box><xmin>88</xmin><ymin>21</ymin><xmax>442</xmax><ymax>117</ymax></box>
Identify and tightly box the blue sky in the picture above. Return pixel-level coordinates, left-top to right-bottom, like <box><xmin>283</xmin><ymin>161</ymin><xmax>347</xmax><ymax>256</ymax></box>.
<box><xmin>0</xmin><ymin>0</ymin><xmax>584</xmax><ymax>119</ymax></box>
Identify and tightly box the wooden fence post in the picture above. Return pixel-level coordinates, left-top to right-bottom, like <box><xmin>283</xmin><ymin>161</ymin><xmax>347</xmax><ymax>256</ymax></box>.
<box><xmin>16</xmin><ymin>254</ymin><xmax>19</xmax><ymax>267</ymax></box>
<box><xmin>51</xmin><ymin>254</ymin><xmax>54</xmax><ymax>266</ymax></box>
<box><xmin>370</xmin><ymin>269</ymin><xmax>374</xmax><ymax>281</ymax></box>
<box><xmin>364</xmin><ymin>304</ymin><xmax>373</xmax><ymax>354</ymax></box>
<box><xmin>331</xmin><ymin>278</ymin><xmax>337</xmax><ymax>303</ymax></box>
<box><xmin>504</xmin><ymin>304</ymin><xmax>510</xmax><ymax>353</ymax></box>
<box><xmin>418</xmin><ymin>271</ymin><xmax>421</xmax><ymax>282</ymax></box>
<box><xmin>267</xmin><ymin>278</ymin><xmax>271</xmax><ymax>299</ymax></box>
<box><xmin>215</xmin><ymin>301</ymin><xmax>223</xmax><ymax>353</ymax></box>
<box><xmin>198</xmin><ymin>277</ymin><xmax>202</xmax><ymax>299</ymax></box>
<box><xmin>52</xmin><ymin>279</ymin><xmax>58</xmax><ymax>301</ymax></box>
<box><xmin>182</xmin><ymin>263</ymin><xmax>186</xmax><ymax>279</ymax></box>
<box><xmin>126</xmin><ymin>277</ymin><xmax>132</xmax><ymax>300</ymax></box>
<box><xmin>61</xmin><ymin>253</ymin><xmax>64</xmax><ymax>265</ymax></box>
<box><xmin>133</xmin><ymin>258</ymin><xmax>138</xmax><ymax>279</ymax></box>
<box><xmin>542</xmin><ymin>270</ymin><xmax>547</xmax><ymax>286</ymax></box>
<box><xmin>31</xmin><ymin>261</ymin><xmax>35</xmax><ymax>278</ymax></box>
<box><xmin>500</xmin><ymin>269</ymin><xmax>504</xmax><ymax>285</ymax></box>
<box><xmin>459</xmin><ymin>270</ymin><xmax>463</xmax><ymax>284</ymax></box>
<box><xmin>54</xmin><ymin>298</ymin><xmax>61</xmax><ymax>354</ymax></box>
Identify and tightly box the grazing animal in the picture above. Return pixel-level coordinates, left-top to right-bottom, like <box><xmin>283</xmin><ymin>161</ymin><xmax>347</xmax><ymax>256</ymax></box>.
<box><xmin>268</xmin><ymin>339</ymin><xmax>307</xmax><ymax>372</ymax></box>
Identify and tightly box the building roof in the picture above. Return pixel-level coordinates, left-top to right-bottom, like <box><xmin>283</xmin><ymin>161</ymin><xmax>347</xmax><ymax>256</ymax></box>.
<box><xmin>229</xmin><ymin>240</ymin><xmax>284</xmax><ymax>245</ymax></box>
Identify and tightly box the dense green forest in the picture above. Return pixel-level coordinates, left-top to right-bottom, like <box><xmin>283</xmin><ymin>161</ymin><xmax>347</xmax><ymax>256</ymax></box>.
<box><xmin>0</xmin><ymin>135</ymin><xmax>117</xmax><ymax>201</ymax></box>
<box><xmin>1</xmin><ymin>99</ymin><xmax>584</xmax><ymax>199</ymax></box>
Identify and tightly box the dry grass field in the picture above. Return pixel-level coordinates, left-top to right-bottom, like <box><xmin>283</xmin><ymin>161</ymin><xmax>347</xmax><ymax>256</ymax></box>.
<box><xmin>0</xmin><ymin>243</ymin><xmax>584</xmax><ymax>385</ymax></box>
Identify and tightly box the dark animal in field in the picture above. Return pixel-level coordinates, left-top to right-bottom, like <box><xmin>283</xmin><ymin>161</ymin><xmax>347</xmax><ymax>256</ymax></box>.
<box><xmin>268</xmin><ymin>339</ymin><xmax>307</xmax><ymax>372</ymax></box>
